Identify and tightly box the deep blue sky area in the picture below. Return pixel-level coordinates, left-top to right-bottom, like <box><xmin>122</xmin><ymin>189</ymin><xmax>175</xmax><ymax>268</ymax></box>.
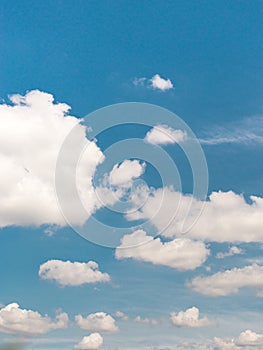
<box><xmin>0</xmin><ymin>1</ymin><xmax>263</xmax><ymax>349</ymax></box>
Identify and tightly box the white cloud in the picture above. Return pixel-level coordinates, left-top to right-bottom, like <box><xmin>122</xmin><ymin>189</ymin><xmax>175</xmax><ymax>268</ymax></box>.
<box><xmin>216</xmin><ymin>246</ymin><xmax>243</xmax><ymax>259</ymax></box>
<box><xmin>213</xmin><ymin>329</ymin><xmax>263</xmax><ymax>349</ymax></box>
<box><xmin>115</xmin><ymin>230</ymin><xmax>209</xmax><ymax>270</ymax></box>
<box><xmin>127</xmin><ymin>187</ymin><xmax>263</xmax><ymax>243</ymax></box>
<box><xmin>144</xmin><ymin>124</ymin><xmax>187</xmax><ymax>145</ymax></box>
<box><xmin>188</xmin><ymin>264</ymin><xmax>263</xmax><ymax>297</ymax></box>
<box><xmin>236</xmin><ymin>329</ymin><xmax>263</xmax><ymax>346</ymax></box>
<box><xmin>114</xmin><ymin>311</ymin><xmax>129</xmax><ymax>321</ymax></box>
<box><xmin>39</xmin><ymin>260</ymin><xmax>110</xmax><ymax>287</ymax></box>
<box><xmin>133</xmin><ymin>74</ymin><xmax>173</xmax><ymax>91</ymax></box>
<box><xmin>74</xmin><ymin>333</ymin><xmax>103</xmax><ymax>350</ymax></box>
<box><xmin>75</xmin><ymin>312</ymin><xmax>118</xmax><ymax>333</ymax></box>
<box><xmin>150</xmin><ymin>74</ymin><xmax>174</xmax><ymax>91</ymax></box>
<box><xmin>134</xmin><ymin>316</ymin><xmax>158</xmax><ymax>325</ymax></box>
<box><xmin>0</xmin><ymin>303</ymin><xmax>68</xmax><ymax>335</ymax></box>
<box><xmin>170</xmin><ymin>307</ymin><xmax>212</xmax><ymax>328</ymax></box>
<box><xmin>199</xmin><ymin>115</ymin><xmax>263</xmax><ymax>146</ymax></box>
<box><xmin>0</xmin><ymin>90</ymin><xmax>104</xmax><ymax>227</ymax></box>
<box><xmin>108</xmin><ymin>159</ymin><xmax>145</xmax><ymax>187</ymax></box>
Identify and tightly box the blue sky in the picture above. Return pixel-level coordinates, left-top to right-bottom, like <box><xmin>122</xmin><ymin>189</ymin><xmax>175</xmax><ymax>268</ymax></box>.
<box><xmin>0</xmin><ymin>1</ymin><xmax>263</xmax><ymax>349</ymax></box>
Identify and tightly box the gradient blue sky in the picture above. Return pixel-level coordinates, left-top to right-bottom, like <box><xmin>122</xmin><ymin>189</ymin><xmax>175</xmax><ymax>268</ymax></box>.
<box><xmin>0</xmin><ymin>1</ymin><xmax>263</xmax><ymax>349</ymax></box>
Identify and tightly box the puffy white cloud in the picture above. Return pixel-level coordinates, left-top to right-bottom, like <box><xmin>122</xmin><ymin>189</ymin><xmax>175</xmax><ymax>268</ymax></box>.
<box><xmin>213</xmin><ymin>329</ymin><xmax>263</xmax><ymax>349</ymax></box>
<box><xmin>133</xmin><ymin>74</ymin><xmax>173</xmax><ymax>91</ymax></box>
<box><xmin>134</xmin><ymin>316</ymin><xmax>158</xmax><ymax>325</ymax></box>
<box><xmin>0</xmin><ymin>303</ymin><xmax>68</xmax><ymax>335</ymax></box>
<box><xmin>235</xmin><ymin>329</ymin><xmax>263</xmax><ymax>346</ymax></box>
<box><xmin>216</xmin><ymin>246</ymin><xmax>243</xmax><ymax>259</ymax></box>
<box><xmin>150</xmin><ymin>74</ymin><xmax>174</xmax><ymax>91</ymax></box>
<box><xmin>108</xmin><ymin>159</ymin><xmax>145</xmax><ymax>187</ymax></box>
<box><xmin>127</xmin><ymin>187</ymin><xmax>263</xmax><ymax>243</ymax></box>
<box><xmin>189</xmin><ymin>264</ymin><xmax>263</xmax><ymax>297</ymax></box>
<box><xmin>170</xmin><ymin>307</ymin><xmax>212</xmax><ymax>328</ymax></box>
<box><xmin>74</xmin><ymin>333</ymin><xmax>103</xmax><ymax>350</ymax></box>
<box><xmin>115</xmin><ymin>230</ymin><xmax>209</xmax><ymax>270</ymax></box>
<box><xmin>0</xmin><ymin>90</ymin><xmax>104</xmax><ymax>227</ymax></box>
<box><xmin>39</xmin><ymin>260</ymin><xmax>110</xmax><ymax>287</ymax></box>
<box><xmin>75</xmin><ymin>312</ymin><xmax>118</xmax><ymax>333</ymax></box>
<box><xmin>144</xmin><ymin>124</ymin><xmax>187</xmax><ymax>145</ymax></box>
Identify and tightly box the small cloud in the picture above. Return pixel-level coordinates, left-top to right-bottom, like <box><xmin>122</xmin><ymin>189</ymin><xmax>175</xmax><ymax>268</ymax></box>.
<box><xmin>170</xmin><ymin>307</ymin><xmax>212</xmax><ymax>328</ymax></box>
<box><xmin>39</xmin><ymin>260</ymin><xmax>110</xmax><ymax>287</ymax></box>
<box><xmin>216</xmin><ymin>246</ymin><xmax>243</xmax><ymax>259</ymax></box>
<box><xmin>150</xmin><ymin>74</ymin><xmax>173</xmax><ymax>91</ymax></box>
<box><xmin>75</xmin><ymin>312</ymin><xmax>118</xmax><ymax>333</ymax></box>
<box><xmin>145</xmin><ymin>124</ymin><xmax>187</xmax><ymax>145</ymax></box>
<box><xmin>134</xmin><ymin>315</ymin><xmax>158</xmax><ymax>325</ymax></box>
<box><xmin>114</xmin><ymin>311</ymin><xmax>129</xmax><ymax>321</ymax></box>
<box><xmin>133</xmin><ymin>74</ymin><xmax>174</xmax><ymax>91</ymax></box>
<box><xmin>74</xmin><ymin>333</ymin><xmax>103</xmax><ymax>350</ymax></box>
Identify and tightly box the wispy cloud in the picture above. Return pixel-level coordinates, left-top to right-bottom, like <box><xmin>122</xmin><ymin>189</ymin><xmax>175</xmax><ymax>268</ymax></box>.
<box><xmin>199</xmin><ymin>116</ymin><xmax>263</xmax><ymax>145</ymax></box>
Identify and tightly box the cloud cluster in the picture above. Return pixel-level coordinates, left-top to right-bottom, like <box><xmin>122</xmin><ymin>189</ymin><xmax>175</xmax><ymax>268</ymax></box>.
<box><xmin>115</xmin><ymin>230</ymin><xmax>209</xmax><ymax>270</ymax></box>
<box><xmin>134</xmin><ymin>316</ymin><xmax>158</xmax><ymax>325</ymax></box>
<box><xmin>74</xmin><ymin>333</ymin><xmax>103</xmax><ymax>350</ymax></box>
<box><xmin>216</xmin><ymin>246</ymin><xmax>243</xmax><ymax>259</ymax></box>
<box><xmin>127</xmin><ymin>187</ymin><xmax>263</xmax><ymax>243</ymax></box>
<box><xmin>39</xmin><ymin>260</ymin><xmax>110</xmax><ymax>286</ymax></box>
<box><xmin>0</xmin><ymin>90</ymin><xmax>104</xmax><ymax>227</ymax></box>
<box><xmin>0</xmin><ymin>303</ymin><xmax>68</xmax><ymax>335</ymax></box>
<box><xmin>145</xmin><ymin>125</ymin><xmax>187</xmax><ymax>145</ymax></box>
<box><xmin>75</xmin><ymin>312</ymin><xmax>118</xmax><ymax>333</ymax></box>
<box><xmin>214</xmin><ymin>329</ymin><xmax>263</xmax><ymax>349</ymax></box>
<box><xmin>170</xmin><ymin>307</ymin><xmax>212</xmax><ymax>328</ymax></box>
<box><xmin>108</xmin><ymin>159</ymin><xmax>145</xmax><ymax>187</ymax></box>
<box><xmin>189</xmin><ymin>264</ymin><xmax>263</xmax><ymax>297</ymax></box>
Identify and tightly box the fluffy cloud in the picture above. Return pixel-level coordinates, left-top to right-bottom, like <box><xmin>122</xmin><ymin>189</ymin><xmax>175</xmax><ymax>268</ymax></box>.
<box><xmin>115</xmin><ymin>230</ymin><xmax>209</xmax><ymax>270</ymax></box>
<box><xmin>133</xmin><ymin>74</ymin><xmax>173</xmax><ymax>91</ymax></box>
<box><xmin>189</xmin><ymin>264</ymin><xmax>263</xmax><ymax>297</ymax></box>
<box><xmin>0</xmin><ymin>90</ymin><xmax>104</xmax><ymax>227</ymax></box>
<box><xmin>74</xmin><ymin>333</ymin><xmax>103</xmax><ymax>350</ymax></box>
<box><xmin>145</xmin><ymin>125</ymin><xmax>187</xmax><ymax>145</ymax></box>
<box><xmin>170</xmin><ymin>307</ymin><xmax>212</xmax><ymax>328</ymax></box>
<box><xmin>150</xmin><ymin>74</ymin><xmax>174</xmax><ymax>91</ymax></box>
<box><xmin>108</xmin><ymin>159</ymin><xmax>145</xmax><ymax>187</ymax></box>
<box><xmin>39</xmin><ymin>260</ymin><xmax>110</xmax><ymax>287</ymax></box>
<box><xmin>0</xmin><ymin>303</ymin><xmax>68</xmax><ymax>335</ymax></box>
<box><xmin>214</xmin><ymin>329</ymin><xmax>263</xmax><ymax>349</ymax></box>
<box><xmin>75</xmin><ymin>312</ymin><xmax>118</xmax><ymax>333</ymax></box>
<box><xmin>236</xmin><ymin>329</ymin><xmax>263</xmax><ymax>346</ymax></box>
<box><xmin>216</xmin><ymin>246</ymin><xmax>243</xmax><ymax>259</ymax></box>
<box><xmin>127</xmin><ymin>187</ymin><xmax>263</xmax><ymax>243</ymax></box>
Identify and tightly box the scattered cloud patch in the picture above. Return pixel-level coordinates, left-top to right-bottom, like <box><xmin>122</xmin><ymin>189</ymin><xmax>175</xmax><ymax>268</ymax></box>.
<box><xmin>0</xmin><ymin>303</ymin><xmax>68</xmax><ymax>335</ymax></box>
<box><xmin>189</xmin><ymin>264</ymin><xmax>263</xmax><ymax>297</ymax></box>
<box><xmin>75</xmin><ymin>312</ymin><xmax>118</xmax><ymax>333</ymax></box>
<box><xmin>74</xmin><ymin>333</ymin><xmax>103</xmax><ymax>350</ymax></box>
<box><xmin>199</xmin><ymin>115</ymin><xmax>263</xmax><ymax>146</ymax></box>
<box><xmin>214</xmin><ymin>329</ymin><xmax>263</xmax><ymax>349</ymax></box>
<box><xmin>134</xmin><ymin>316</ymin><xmax>158</xmax><ymax>325</ymax></box>
<box><xmin>114</xmin><ymin>311</ymin><xmax>129</xmax><ymax>321</ymax></box>
<box><xmin>39</xmin><ymin>260</ymin><xmax>110</xmax><ymax>287</ymax></box>
<box><xmin>145</xmin><ymin>125</ymin><xmax>187</xmax><ymax>145</ymax></box>
<box><xmin>170</xmin><ymin>307</ymin><xmax>212</xmax><ymax>328</ymax></box>
<box><xmin>115</xmin><ymin>230</ymin><xmax>209</xmax><ymax>270</ymax></box>
<box><xmin>216</xmin><ymin>246</ymin><xmax>243</xmax><ymax>259</ymax></box>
